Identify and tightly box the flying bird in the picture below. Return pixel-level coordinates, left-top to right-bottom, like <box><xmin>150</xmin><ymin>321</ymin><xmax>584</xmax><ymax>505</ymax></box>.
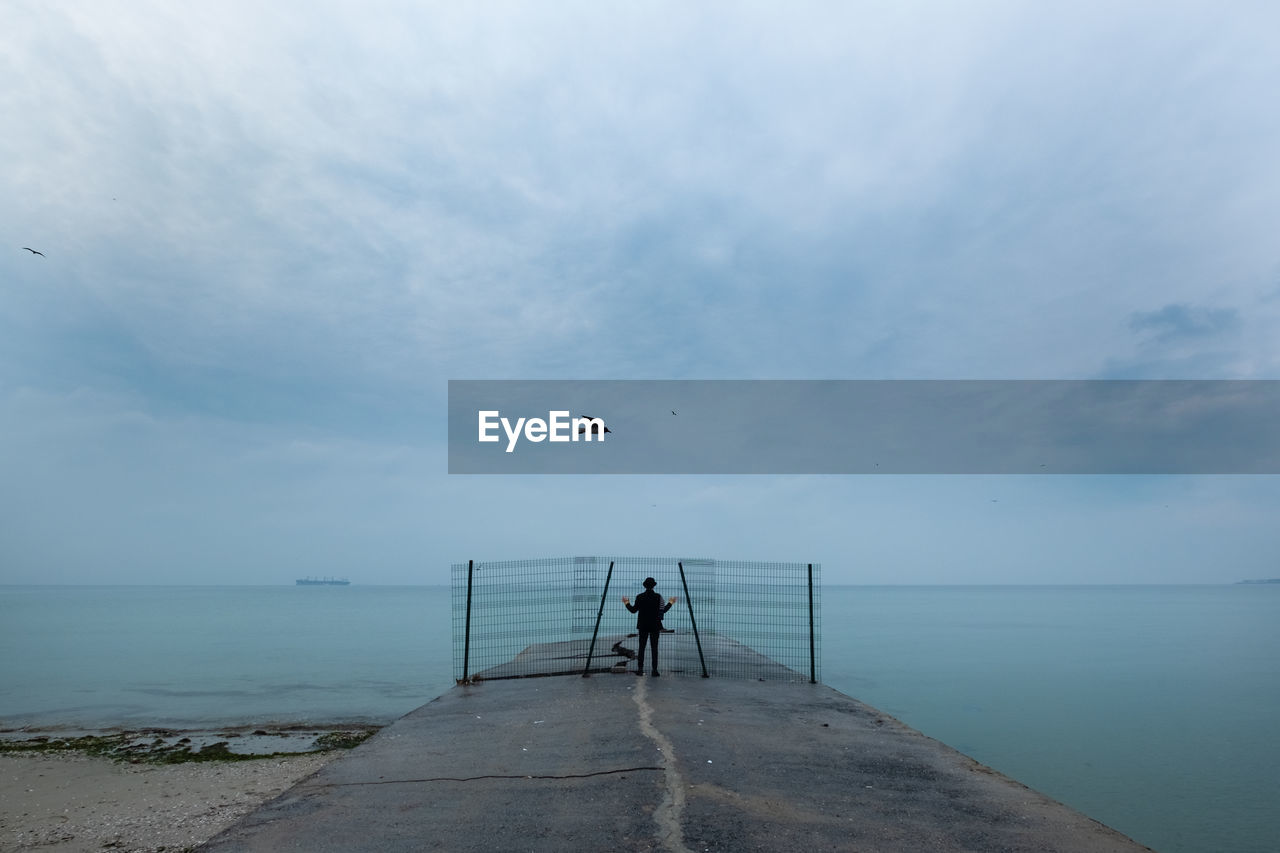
<box><xmin>21</xmin><ymin>247</ymin><xmax>44</xmax><ymax>257</ymax></box>
<box><xmin>576</xmin><ymin>416</ymin><xmax>611</xmax><ymax>434</ymax></box>
<box><xmin>671</xmin><ymin>410</ymin><xmax>677</xmax><ymax>415</ymax></box>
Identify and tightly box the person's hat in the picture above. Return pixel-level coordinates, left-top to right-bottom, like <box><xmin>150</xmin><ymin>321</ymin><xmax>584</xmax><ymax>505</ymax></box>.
<box><xmin>643</xmin><ymin>577</ymin><xmax>657</xmax><ymax>588</ymax></box>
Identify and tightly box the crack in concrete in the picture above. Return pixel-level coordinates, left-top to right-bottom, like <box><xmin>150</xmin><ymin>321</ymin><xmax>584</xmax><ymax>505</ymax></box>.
<box><xmin>633</xmin><ymin>678</ymin><xmax>695</xmax><ymax>853</ymax></box>
<box><xmin>315</xmin><ymin>766</ymin><xmax>664</xmax><ymax>787</ymax></box>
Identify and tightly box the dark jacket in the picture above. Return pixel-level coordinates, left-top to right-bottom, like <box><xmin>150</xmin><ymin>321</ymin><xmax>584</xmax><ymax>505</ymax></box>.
<box><xmin>626</xmin><ymin>589</ymin><xmax>672</xmax><ymax>632</ymax></box>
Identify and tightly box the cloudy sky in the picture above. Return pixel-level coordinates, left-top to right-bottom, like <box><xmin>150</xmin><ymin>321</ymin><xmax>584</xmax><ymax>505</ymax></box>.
<box><xmin>3</xmin><ymin>1</ymin><xmax>1279</xmax><ymax>584</ymax></box>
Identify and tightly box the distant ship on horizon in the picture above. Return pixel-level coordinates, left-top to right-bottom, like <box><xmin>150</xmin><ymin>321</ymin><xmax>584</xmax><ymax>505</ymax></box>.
<box><xmin>296</xmin><ymin>577</ymin><xmax>351</xmax><ymax>586</ymax></box>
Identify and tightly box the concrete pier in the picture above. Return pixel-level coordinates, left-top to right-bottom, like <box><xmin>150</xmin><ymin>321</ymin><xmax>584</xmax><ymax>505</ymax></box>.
<box><xmin>199</xmin><ymin>665</ymin><xmax>1153</xmax><ymax>852</ymax></box>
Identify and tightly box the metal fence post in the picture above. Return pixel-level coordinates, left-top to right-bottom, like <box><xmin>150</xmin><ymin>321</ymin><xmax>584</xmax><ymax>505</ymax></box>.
<box><xmin>807</xmin><ymin>563</ymin><xmax>816</xmax><ymax>684</ymax></box>
<box><xmin>582</xmin><ymin>561</ymin><xmax>615</xmax><ymax>677</ymax></box>
<box><xmin>678</xmin><ymin>561</ymin><xmax>710</xmax><ymax>678</ymax></box>
<box><xmin>461</xmin><ymin>559</ymin><xmax>474</xmax><ymax>683</ymax></box>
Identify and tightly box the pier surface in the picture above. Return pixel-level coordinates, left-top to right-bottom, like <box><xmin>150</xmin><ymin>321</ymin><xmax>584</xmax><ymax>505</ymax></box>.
<box><xmin>199</xmin><ymin>671</ymin><xmax>1152</xmax><ymax>852</ymax></box>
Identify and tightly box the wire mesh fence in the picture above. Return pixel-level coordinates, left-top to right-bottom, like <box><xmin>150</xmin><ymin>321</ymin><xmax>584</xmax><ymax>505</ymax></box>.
<box><xmin>451</xmin><ymin>556</ymin><xmax>820</xmax><ymax>683</ymax></box>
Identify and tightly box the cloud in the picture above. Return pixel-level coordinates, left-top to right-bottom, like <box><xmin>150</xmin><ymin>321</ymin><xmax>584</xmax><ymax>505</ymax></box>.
<box><xmin>1130</xmin><ymin>304</ymin><xmax>1241</xmax><ymax>344</ymax></box>
<box><xmin>9</xmin><ymin>1</ymin><xmax>1280</xmax><ymax>386</ymax></box>
<box><xmin>1097</xmin><ymin>299</ymin><xmax>1277</xmax><ymax>379</ymax></box>
<box><xmin>5</xmin><ymin>2</ymin><xmax>1280</xmax><ymax>582</ymax></box>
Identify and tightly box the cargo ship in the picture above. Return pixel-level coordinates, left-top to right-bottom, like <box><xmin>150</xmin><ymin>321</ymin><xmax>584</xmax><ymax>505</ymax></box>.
<box><xmin>296</xmin><ymin>577</ymin><xmax>351</xmax><ymax>586</ymax></box>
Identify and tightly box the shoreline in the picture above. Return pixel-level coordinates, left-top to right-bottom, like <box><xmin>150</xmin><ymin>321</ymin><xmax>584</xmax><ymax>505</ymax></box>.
<box><xmin>1</xmin><ymin>724</ymin><xmax>380</xmax><ymax>852</ymax></box>
<box><xmin>1</xmin><ymin>723</ymin><xmax>382</xmax><ymax>761</ymax></box>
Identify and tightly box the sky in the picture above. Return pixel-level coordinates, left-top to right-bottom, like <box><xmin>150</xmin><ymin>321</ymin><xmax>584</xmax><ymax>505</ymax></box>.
<box><xmin>3</xmin><ymin>1</ymin><xmax>1280</xmax><ymax>585</ymax></box>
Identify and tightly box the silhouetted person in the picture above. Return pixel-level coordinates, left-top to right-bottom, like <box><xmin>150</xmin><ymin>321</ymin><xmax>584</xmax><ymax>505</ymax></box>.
<box><xmin>623</xmin><ymin>577</ymin><xmax>675</xmax><ymax>676</ymax></box>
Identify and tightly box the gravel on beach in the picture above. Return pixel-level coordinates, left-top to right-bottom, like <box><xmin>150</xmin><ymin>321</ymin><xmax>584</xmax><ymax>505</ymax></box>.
<box><xmin>1</xmin><ymin>749</ymin><xmax>341</xmax><ymax>852</ymax></box>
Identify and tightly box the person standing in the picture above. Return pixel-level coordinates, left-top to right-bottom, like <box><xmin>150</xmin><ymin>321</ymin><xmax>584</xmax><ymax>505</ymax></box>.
<box><xmin>623</xmin><ymin>577</ymin><xmax>676</xmax><ymax>676</ymax></box>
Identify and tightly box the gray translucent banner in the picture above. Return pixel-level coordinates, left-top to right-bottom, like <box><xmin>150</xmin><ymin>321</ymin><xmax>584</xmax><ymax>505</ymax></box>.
<box><xmin>447</xmin><ymin>380</ymin><xmax>1280</xmax><ymax>474</ymax></box>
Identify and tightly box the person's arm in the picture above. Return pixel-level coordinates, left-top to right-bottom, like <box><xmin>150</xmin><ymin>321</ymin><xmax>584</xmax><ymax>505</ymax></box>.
<box><xmin>623</xmin><ymin>596</ymin><xmax>637</xmax><ymax>613</ymax></box>
<box><xmin>661</xmin><ymin>596</ymin><xmax>675</xmax><ymax>614</ymax></box>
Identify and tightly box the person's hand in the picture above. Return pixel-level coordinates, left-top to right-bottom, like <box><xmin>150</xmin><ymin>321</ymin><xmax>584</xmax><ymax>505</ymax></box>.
<box><xmin>668</xmin><ymin>596</ymin><xmax>677</xmax><ymax>605</ymax></box>
<box><xmin>622</xmin><ymin>596</ymin><xmax>630</xmax><ymax>605</ymax></box>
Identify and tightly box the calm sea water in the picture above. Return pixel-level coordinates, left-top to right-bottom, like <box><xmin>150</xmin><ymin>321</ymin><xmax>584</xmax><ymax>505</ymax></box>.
<box><xmin>1</xmin><ymin>584</ymin><xmax>1276</xmax><ymax>853</ymax></box>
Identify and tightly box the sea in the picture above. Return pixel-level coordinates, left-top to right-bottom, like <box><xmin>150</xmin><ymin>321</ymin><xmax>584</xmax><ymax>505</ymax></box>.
<box><xmin>1</xmin><ymin>584</ymin><xmax>1276</xmax><ymax>853</ymax></box>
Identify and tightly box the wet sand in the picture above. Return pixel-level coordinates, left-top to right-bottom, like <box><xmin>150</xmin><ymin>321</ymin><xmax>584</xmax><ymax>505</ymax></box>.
<box><xmin>1</xmin><ymin>750</ymin><xmax>340</xmax><ymax>852</ymax></box>
<box><xmin>0</xmin><ymin>727</ymin><xmax>375</xmax><ymax>853</ymax></box>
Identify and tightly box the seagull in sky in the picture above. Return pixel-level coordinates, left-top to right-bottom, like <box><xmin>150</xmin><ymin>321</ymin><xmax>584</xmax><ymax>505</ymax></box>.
<box><xmin>22</xmin><ymin>247</ymin><xmax>44</xmax><ymax>257</ymax></box>
<box><xmin>576</xmin><ymin>416</ymin><xmax>611</xmax><ymax>434</ymax></box>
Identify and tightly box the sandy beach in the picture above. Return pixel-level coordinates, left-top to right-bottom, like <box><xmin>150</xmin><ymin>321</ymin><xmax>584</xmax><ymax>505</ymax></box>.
<box><xmin>0</xmin><ymin>733</ymin><xmax>355</xmax><ymax>853</ymax></box>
